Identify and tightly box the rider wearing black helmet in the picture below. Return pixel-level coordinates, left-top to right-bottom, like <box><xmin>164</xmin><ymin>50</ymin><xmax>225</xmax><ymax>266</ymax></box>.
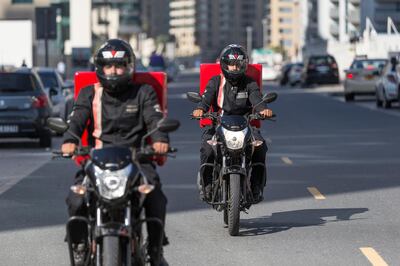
<box><xmin>62</xmin><ymin>39</ymin><xmax>169</xmax><ymax>266</ymax></box>
<box><xmin>192</xmin><ymin>44</ymin><xmax>273</xmax><ymax>202</ymax></box>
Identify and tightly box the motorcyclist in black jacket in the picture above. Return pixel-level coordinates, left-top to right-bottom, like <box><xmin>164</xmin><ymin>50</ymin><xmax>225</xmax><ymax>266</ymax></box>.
<box><xmin>192</xmin><ymin>44</ymin><xmax>273</xmax><ymax>202</ymax></box>
<box><xmin>62</xmin><ymin>39</ymin><xmax>169</xmax><ymax>266</ymax></box>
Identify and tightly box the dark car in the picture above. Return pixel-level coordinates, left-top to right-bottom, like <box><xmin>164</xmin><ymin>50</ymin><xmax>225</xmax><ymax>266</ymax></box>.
<box><xmin>0</xmin><ymin>68</ymin><xmax>53</xmax><ymax>147</ymax></box>
<box><xmin>302</xmin><ymin>55</ymin><xmax>339</xmax><ymax>86</ymax></box>
<box><xmin>278</xmin><ymin>63</ymin><xmax>294</xmax><ymax>85</ymax></box>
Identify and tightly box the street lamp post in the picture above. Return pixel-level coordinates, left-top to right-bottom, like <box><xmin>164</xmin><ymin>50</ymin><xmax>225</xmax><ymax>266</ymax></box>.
<box><xmin>262</xmin><ymin>18</ymin><xmax>268</xmax><ymax>48</ymax></box>
<box><xmin>246</xmin><ymin>26</ymin><xmax>253</xmax><ymax>62</ymax></box>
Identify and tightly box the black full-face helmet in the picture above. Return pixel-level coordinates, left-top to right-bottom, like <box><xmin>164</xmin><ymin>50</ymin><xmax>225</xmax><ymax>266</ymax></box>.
<box><xmin>94</xmin><ymin>39</ymin><xmax>135</xmax><ymax>93</ymax></box>
<box><xmin>219</xmin><ymin>44</ymin><xmax>249</xmax><ymax>83</ymax></box>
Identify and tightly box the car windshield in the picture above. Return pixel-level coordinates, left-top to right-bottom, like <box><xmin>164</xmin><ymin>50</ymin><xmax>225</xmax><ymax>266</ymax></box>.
<box><xmin>351</xmin><ymin>60</ymin><xmax>387</xmax><ymax>70</ymax></box>
<box><xmin>38</xmin><ymin>72</ymin><xmax>59</xmax><ymax>88</ymax></box>
<box><xmin>0</xmin><ymin>73</ymin><xmax>37</xmax><ymax>92</ymax></box>
<box><xmin>309</xmin><ymin>56</ymin><xmax>335</xmax><ymax>65</ymax></box>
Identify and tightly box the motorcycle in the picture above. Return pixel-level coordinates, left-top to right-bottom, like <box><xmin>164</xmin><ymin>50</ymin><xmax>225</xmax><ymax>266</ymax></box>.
<box><xmin>47</xmin><ymin>117</ymin><xmax>180</xmax><ymax>266</ymax></box>
<box><xmin>187</xmin><ymin>92</ymin><xmax>277</xmax><ymax>236</ymax></box>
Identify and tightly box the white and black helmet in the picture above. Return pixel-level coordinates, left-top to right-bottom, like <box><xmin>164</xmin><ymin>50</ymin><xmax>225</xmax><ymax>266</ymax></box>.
<box><xmin>94</xmin><ymin>39</ymin><xmax>135</xmax><ymax>93</ymax></box>
<box><xmin>219</xmin><ymin>44</ymin><xmax>249</xmax><ymax>83</ymax></box>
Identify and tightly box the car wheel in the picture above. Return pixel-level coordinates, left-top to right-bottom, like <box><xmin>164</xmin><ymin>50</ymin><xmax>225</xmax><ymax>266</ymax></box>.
<box><xmin>382</xmin><ymin>91</ymin><xmax>391</xmax><ymax>109</ymax></box>
<box><xmin>344</xmin><ymin>93</ymin><xmax>354</xmax><ymax>102</ymax></box>
<box><xmin>39</xmin><ymin>131</ymin><xmax>52</xmax><ymax>148</ymax></box>
<box><xmin>376</xmin><ymin>96</ymin><xmax>383</xmax><ymax>107</ymax></box>
<box><xmin>398</xmin><ymin>87</ymin><xmax>400</xmax><ymax>106</ymax></box>
<box><xmin>376</xmin><ymin>88</ymin><xmax>383</xmax><ymax>107</ymax></box>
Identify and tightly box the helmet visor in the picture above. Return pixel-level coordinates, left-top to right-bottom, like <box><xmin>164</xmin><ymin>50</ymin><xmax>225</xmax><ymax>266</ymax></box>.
<box><xmin>221</xmin><ymin>58</ymin><xmax>248</xmax><ymax>74</ymax></box>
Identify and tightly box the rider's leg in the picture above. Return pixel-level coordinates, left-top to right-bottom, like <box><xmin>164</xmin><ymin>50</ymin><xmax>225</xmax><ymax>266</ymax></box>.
<box><xmin>65</xmin><ymin>169</ymin><xmax>89</xmax><ymax>266</ymax></box>
<box><xmin>200</xmin><ymin>128</ymin><xmax>215</xmax><ymax>188</ymax></box>
<box><xmin>65</xmin><ymin>169</ymin><xmax>88</xmax><ymax>241</ymax></box>
<box><xmin>141</xmin><ymin>164</ymin><xmax>168</xmax><ymax>265</ymax></box>
<box><xmin>250</xmin><ymin>134</ymin><xmax>268</xmax><ymax>201</ymax></box>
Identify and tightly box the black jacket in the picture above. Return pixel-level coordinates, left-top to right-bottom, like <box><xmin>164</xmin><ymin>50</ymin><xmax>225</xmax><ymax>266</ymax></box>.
<box><xmin>63</xmin><ymin>82</ymin><xmax>168</xmax><ymax>148</ymax></box>
<box><xmin>197</xmin><ymin>75</ymin><xmax>266</xmax><ymax>115</ymax></box>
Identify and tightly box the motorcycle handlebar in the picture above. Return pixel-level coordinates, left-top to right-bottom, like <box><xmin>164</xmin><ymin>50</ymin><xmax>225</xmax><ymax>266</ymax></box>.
<box><xmin>190</xmin><ymin>112</ymin><xmax>277</xmax><ymax>121</ymax></box>
<box><xmin>51</xmin><ymin>146</ymin><xmax>91</xmax><ymax>159</ymax></box>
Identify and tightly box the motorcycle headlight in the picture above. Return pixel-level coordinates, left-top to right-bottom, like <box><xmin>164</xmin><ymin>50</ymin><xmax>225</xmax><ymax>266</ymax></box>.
<box><xmin>221</xmin><ymin>127</ymin><xmax>248</xmax><ymax>150</ymax></box>
<box><xmin>94</xmin><ymin>164</ymin><xmax>132</xmax><ymax>200</ymax></box>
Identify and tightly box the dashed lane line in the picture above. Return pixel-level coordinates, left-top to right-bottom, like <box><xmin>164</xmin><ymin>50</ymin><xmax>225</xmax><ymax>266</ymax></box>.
<box><xmin>281</xmin><ymin>156</ymin><xmax>293</xmax><ymax>165</ymax></box>
<box><xmin>307</xmin><ymin>187</ymin><xmax>326</xmax><ymax>200</ymax></box>
<box><xmin>360</xmin><ymin>247</ymin><xmax>388</xmax><ymax>266</ymax></box>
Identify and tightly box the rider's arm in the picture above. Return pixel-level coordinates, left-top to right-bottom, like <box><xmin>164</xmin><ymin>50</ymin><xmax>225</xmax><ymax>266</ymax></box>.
<box><xmin>248</xmin><ymin>80</ymin><xmax>267</xmax><ymax>113</ymax></box>
<box><xmin>142</xmin><ymin>85</ymin><xmax>169</xmax><ymax>143</ymax></box>
<box><xmin>63</xmin><ymin>86</ymin><xmax>93</xmax><ymax>144</ymax></box>
<box><xmin>197</xmin><ymin>76</ymin><xmax>219</xmax><ymax>112</ymax></box>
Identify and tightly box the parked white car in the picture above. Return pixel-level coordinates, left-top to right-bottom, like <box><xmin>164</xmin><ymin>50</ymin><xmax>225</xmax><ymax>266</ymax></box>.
<box><xmin>261</xmin><ymin>63</ymin><xmax>279</xmax><ymax>81</ymax></box>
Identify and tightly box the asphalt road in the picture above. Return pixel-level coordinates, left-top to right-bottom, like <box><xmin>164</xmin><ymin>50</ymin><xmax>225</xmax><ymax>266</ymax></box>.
<box><xmin>0</xmin><ymin>72</ymin><xmax>399</xmax><ymax>266</ymax></box>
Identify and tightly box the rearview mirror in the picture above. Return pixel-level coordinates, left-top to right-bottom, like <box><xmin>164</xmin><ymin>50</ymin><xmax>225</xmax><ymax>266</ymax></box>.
<box><xmin>262</xmin><ymin>92</ymin><xmax>278</xmax><ymax>104</ymax></box>
<box><xmin>47</xmin><ymin>117</ymin><xmax>69</xmax><ymax>134</ymax></box>
<box><xmin>186</xmin><ymin>92</ymin><xmax>202</xmax><ymax>103</ymax></box>
<box><xmin>157</xmin><ymin>118</ymin><xmax>180</xmax><ymax>133</ymax></box>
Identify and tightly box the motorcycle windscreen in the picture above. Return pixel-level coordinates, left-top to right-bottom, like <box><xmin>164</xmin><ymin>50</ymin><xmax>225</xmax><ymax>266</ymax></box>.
<box><xmin>220</xmin><ymin>115</ymin><xmax>248</xmax><ymax>131</ymax></box>
<box><xmin>91</xmin><ymin>146</ymin><xmax>134</xmax><ymax>170</ymax></box>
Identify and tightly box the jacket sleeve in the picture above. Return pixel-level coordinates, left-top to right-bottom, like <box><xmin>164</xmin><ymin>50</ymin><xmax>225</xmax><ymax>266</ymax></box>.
<box><xmin>63</xmin><ymin>86</ymin><xmax>92</xmax><ymax>144</ymax></box>
<box><xmin>248</xmin><ymin>80</ymin><xmax>267</xmax><ymax>113</ymax></box>
<box><xmin>197</xmin><ymin>76</ymin><xmax>218</xmax><ymax>112</ymax></box>
<box><xmin>142</xmin><ymin>86</ymin><xmax>169</xmax><ymax>143</ymax></box>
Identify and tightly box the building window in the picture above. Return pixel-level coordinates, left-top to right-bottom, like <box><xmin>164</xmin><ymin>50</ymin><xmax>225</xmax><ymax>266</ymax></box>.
<box><xmin>281</xmin><ymin>39</ymin><xmax>292</xmax><ymax>47</ymax></box>
<box><xmin>279</xmin><ymin>17</ymin><xmax>292</xmax><ymax>23</ymax></box>
<box><xmin>279</xmin><ymin>7</ymin><xmax>292</xmax><ymax>13</ymax></box>
<box><xmin>279</xmin><ymin>28</ymin><xmax>292</xmax><ymax>34</ymax></box>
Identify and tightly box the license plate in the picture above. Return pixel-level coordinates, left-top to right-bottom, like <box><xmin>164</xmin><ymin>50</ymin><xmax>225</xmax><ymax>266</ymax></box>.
<box><xmin>364</xmin><ymin>75</ymin><xmax>374</xmax><ymax>80</ymax></box>
<box><xmin>0</xmin><ymin>125</ymin><xmax>19</xmax><ymax>133</ymax></box>
<box><xmin>317</xmin><ymin>66</ymin><xmax>329</xmax><ymax>73</ymax></box>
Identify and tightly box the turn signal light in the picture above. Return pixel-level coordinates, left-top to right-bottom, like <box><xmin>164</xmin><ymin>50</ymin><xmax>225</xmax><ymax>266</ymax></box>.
<box><xmin>70</xmin><ymin>185</ymin><xmax>86</xmax><ymax>195</ymax></box>
<box><xmin>138</xmin><ymin>184</ymin><xmax>155</xmax><ymax>194</ymax></box>
<box><xmin>252</xmin><ymin>140</ymin><xmax>264</xmax><ymax>147</ymax></box>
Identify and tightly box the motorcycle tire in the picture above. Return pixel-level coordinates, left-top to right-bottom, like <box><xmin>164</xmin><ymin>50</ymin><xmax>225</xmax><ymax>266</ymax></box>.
<box><xmin>102</xmin><ymin>236</ymin><xmax>122</xmax><ymax>266</ymax></box>
<box><xmin>228</xmin><ymin>174</ymin><xmax>240</xmax><ymax>236</ymax></box>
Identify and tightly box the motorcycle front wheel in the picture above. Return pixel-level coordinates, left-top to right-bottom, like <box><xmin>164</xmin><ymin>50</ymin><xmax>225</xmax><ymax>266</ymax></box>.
<box><xmin>228</xmin><ymin>174</ymin><xmax>240</xmax><ymax>236</ymax></box>
<box><xmin>102</xmin><ymin>236</ymin><xmax>122</xmax><ymax>266</ymax></box>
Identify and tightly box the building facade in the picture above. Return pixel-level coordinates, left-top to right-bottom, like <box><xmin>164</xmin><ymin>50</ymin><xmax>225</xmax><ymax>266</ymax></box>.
<box><xmin>194</xmin><ymin>0</ymin><xmax>266</xmax><ymax>63</ymax></box>
<box><xmin>268</xmin><ymin>0</ymin><xmax>302</xmax><ymax>60</ymax></box>
<box><xmin>169</xmin><ymin>0</ymin><xmax>199</xmax><ymax>58</ymax></box>
<box><xmin>361</xmin><ymin>0</ymin><xmax>400</xmax><ymax>33</ymax></box>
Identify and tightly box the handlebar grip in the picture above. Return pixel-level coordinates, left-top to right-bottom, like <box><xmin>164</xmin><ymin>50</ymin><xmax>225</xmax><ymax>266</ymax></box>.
<box><xmin>168</xmin><ymin>147</ymin><xmax>178</xmax><ymax>153</ymax></box>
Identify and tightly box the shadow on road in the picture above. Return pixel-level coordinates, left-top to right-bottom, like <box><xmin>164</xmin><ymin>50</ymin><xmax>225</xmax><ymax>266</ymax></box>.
<box><xmin>239</xmin><ymin>208</ymin><xmax>368</xmax><ymax>236</ymax></box>
<box><xmin>0</xmin><ymin>140</ymin><xmax>41</xmax><ymax>149</ymax></box>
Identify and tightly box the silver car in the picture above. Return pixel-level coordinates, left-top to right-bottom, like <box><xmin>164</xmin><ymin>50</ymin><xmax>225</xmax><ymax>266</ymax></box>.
<box><xmin>375</xmin><ymin>63</ymin><xmax>400</xmax><ymax>108</ymax></box>
<box><xmin>343</xmin><ymin>58</ymin><xmax>387</xmax><ymax>101</ymax></box>
<box><xmin>35</xmin><ymin>67</ymin><xmax>70</xmax><ymax>118</ymax></box>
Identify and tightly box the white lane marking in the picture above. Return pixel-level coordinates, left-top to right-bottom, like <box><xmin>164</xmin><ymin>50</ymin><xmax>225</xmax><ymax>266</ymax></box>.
<box><xmin>307</xmin><ymin>187</ymin><xmax>326</xmax><ymax>200</ymax></box>
<box><xmin>0</xmin><ymin>158</ymin><xmax>51</xmax><ymax>195</ymax></box>
<box><xmin>168</xmin><ymin>93</ymin><xmax>187</xmax><ymax>99</ymax></box>
<box><xmin>331</xmin><ymin>96</ymin><xmax>400</xmax><ymax>118</ymax></box>
<box><xmin>281</xmin><ymin>156</ymin><xmax>293</xmax><ymax>165</ymax></box>
<box><xmin>360</xmin><ymin>247</ymin><xmax>388</xmax><ymax>266</ymax></box>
